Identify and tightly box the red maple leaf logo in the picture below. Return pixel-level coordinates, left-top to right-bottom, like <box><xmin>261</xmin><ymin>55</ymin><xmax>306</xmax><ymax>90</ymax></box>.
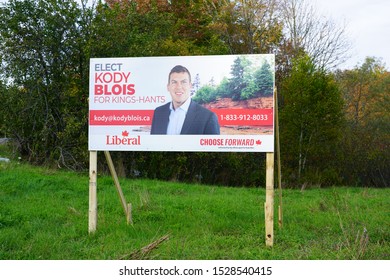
<box><xmin>122</xmin><ymin>130</ymin><xmax>129</xmax><ymax>137</ymax></box>
<box><xmin>256</xmin><ymin>140</ymin><xmax>262</xmax><ymax>145</ymax></box>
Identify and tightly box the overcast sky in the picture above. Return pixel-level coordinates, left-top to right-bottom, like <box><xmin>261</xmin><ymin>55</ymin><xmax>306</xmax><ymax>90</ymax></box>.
<box><xmin>1</xmin><ymin>0</ymin><xmax>389</xmax><ymax>70</ymax></box>
<box><xmin>315</xmin><ymin>0</ymin><xmax>390</xmax><ymax>69</ymax></box>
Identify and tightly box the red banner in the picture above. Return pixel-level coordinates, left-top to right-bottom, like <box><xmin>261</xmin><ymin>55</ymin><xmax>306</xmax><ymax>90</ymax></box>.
<box><xmin>90</xmin><ymin>108</ymin><xmax>273</xmax><ymax>126</ymax></box>
<box><xmin>89</xmin><ymin>110</ymin><xmax>154</xmax><ymax>125</ymax></box>
<box><xmin>213</xmin><ymin>109</ymin><xmax>273</xmax><ymax>126</ymax></box>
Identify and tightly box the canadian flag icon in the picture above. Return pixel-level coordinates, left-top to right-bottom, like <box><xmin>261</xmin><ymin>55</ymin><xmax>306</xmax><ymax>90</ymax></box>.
<box><xmin>256</xmin><ymin>140</ymin><xmax>262</xmax><ymax>145</ymax></box>
<box><xmin>122</xmin><ymin>130</ymin><xmax>129</xmax><ymax>137</ymax></box>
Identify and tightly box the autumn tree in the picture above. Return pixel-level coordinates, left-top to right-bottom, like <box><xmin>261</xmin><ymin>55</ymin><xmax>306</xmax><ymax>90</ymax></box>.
<box><xmin>206</xmin><ymin>0</ymin><xmax>282</xmax><ymax>54</ymax></box>
<box><xmin>336</xmin><ymin>57</ymin><xmax>390</xmax><ymax>187</ymax></box>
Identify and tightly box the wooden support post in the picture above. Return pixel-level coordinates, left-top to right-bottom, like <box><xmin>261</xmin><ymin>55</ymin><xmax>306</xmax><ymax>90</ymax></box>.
<box><xmin>104</xmin><ymin>151</ymin><xmax>132</xmax><ymax>224</ymax></box>
<box><xmin>265</xmin><ymin>152</ymin><xmax>274</xmax><ymax>246</ymax></box>
<box><xmin>88</xmin><ymin>151</ymin><xmax>98</xmax><ymax>233</ymax></box>
<box><xmin>275</xmin><ymin>88</ymin><xmax>283</xmax><ymax>228</ymax></box>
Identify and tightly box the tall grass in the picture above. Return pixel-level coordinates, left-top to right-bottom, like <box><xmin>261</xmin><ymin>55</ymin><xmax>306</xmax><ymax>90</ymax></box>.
<box><xmin>0</xmin><ymin>161</ymin><xmax>389</xmax><ymax>260</ymax></box>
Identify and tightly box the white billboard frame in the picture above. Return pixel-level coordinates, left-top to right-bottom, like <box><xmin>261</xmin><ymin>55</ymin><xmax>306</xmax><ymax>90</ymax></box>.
<box><xmin>88</xmin><ymin>55</ymin><xmax>275</xmax><ymax>153</ymax></box>
<box><xmin>87</xmin><ymin>54</ymin><xmax>278</xmax><ymax>247</ymax></box>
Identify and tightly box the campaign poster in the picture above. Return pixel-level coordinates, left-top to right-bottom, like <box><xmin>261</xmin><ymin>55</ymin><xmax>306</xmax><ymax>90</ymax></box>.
<box><xmin>89</xmin><ymin>55</ymin><xmax>275</xmax><ymax>152</ymax></box>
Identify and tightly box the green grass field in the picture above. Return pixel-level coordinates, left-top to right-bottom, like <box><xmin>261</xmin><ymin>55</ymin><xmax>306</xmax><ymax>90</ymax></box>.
<box><xmin>0</xmin><ymin>160</ymin><xmax>389</xmax><ymax>260</ymax></box>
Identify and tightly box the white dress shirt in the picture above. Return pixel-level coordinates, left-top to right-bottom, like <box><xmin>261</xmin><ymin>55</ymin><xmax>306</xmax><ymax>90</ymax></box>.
<box><xmin>166</xmin><ymin>98</ymin><xmax>191</xmax><ymax>135</ymax></box>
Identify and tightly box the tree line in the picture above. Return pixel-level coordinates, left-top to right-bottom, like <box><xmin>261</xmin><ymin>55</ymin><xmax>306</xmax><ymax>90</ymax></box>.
<box><xmin>0</xmin><ymin>0</ymin><xmax>388</xmax><ymax>188</ymax></box>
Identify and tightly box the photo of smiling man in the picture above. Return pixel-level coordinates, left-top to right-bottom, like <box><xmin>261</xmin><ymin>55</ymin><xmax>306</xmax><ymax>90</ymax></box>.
<box><xmin>150</xmin><ymin>65</ymin><xmax>220</xmax><ymax>135</ymax></box>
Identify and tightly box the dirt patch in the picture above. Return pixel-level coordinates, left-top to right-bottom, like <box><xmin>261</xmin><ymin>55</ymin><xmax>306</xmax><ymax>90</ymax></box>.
<box><xmin>203</xmin><ymin>96</ymin><xmax>273</xmax><ymax>110</ymax></box>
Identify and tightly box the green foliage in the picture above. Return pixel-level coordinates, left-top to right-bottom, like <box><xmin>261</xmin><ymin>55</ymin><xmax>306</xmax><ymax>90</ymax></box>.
<box><xmin>0</xmin><ymin>0</ymin><xmax>90</xmax><ymax>169</ymax></box>
<box><xmin>280</xmin><ymin>55</ymin><xmax>345</xmax><ymax>186</ymax></box>
<box><xmin>215</xmin><ymin>77</ymin><xmax>231</xmax><ymax>98</ymax></box>
<box><xmin>91</xmin><ymin>2</ymin><xmax>176</xmax><ymax>57</ymax></box>
<box><xmin>256</xmin><ymin>60</ymin><xmax>274</xmax><ymax>96</ymax></box>
<box><xmin>108</xmin><ymin>151</ymin><xmax>266</xmax><ymax>188</ymax></box>
<box><xmin>192</xmin><ymin>85</ymin><xmax>217</xmax><ymax>104</ymax></box>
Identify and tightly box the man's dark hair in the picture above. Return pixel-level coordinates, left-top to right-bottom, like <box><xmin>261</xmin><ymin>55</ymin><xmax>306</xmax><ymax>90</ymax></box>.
<box><xmin>168</xmin><ymin>65</ymin><xmax>191</xmax><ymax>83</ymax></box>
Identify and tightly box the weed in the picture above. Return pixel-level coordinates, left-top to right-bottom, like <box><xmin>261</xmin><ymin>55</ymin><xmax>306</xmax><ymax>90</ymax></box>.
<box><xmin>336</xmin><ymin>210</ymin><xmax>370</xmax><ymax>259</ymax></box>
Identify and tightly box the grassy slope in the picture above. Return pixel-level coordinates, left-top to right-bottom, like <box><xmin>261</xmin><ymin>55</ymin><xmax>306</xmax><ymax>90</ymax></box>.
<box><xmin>0</xmin><ymin>162</ymin><xmax>389</xmax><ymax>260</ymax></box>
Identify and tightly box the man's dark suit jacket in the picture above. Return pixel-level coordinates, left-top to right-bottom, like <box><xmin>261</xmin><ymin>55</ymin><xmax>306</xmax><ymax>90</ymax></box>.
<box><xmin>150</xmin><ymin>100</ymin><xmax>220</xmax><ymax>135</ymax></box>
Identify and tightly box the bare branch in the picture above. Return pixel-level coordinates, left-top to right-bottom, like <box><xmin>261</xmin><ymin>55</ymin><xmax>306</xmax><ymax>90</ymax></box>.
<box><xmin>280</xmin><ymin>0</ymin><xmax>351</xmax><ymax>70</ymax></box>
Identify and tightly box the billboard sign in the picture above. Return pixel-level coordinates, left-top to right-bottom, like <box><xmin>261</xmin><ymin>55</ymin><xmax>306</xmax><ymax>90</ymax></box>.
<box><xmin>89</xmin><ymin>55</ymin><xmax>275</xmax><ymax>152</ymax></box>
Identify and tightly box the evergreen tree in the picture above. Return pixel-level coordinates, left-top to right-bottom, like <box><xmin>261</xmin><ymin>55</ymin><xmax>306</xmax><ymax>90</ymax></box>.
<box><xmin>255</xmin><ymin>60</ymin><xmax>274</xmax><ymax>96</ymax></box>
<box><xmin>229</xmin><ymin>57</ymin><xmax>246</xmax><ymax>100</ymax></box>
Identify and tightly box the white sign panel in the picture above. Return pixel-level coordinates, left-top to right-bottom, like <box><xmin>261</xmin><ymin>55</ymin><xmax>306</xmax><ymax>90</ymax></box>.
<box><xmin>89</xmin><ymin>55</ymin><xmax>275</xmax><ymax>152</ymax></box>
